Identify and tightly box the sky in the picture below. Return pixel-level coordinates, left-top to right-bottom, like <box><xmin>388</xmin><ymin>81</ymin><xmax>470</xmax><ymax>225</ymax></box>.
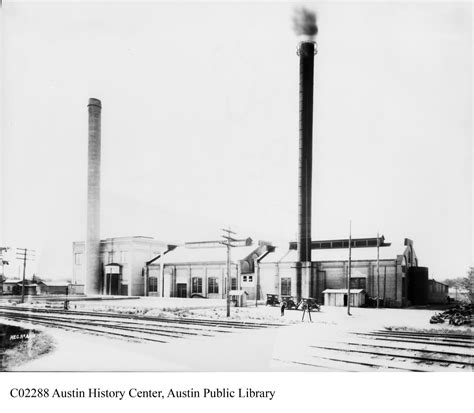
<box><xmin>0</xmin><ymin>1</ymin><xmax>472</xmax><ymax>281</ymax></box>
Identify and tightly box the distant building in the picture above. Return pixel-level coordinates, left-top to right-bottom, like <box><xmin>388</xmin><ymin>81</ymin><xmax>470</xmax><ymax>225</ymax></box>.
<box><xmin>1</xmin><ymin>280</ymin><xmax>38</xmax><ymax>296</ymax></box>
<box><xmin>37</xmin><ymin>281</ymin><xmax>70</xmax><ymax>295</ymax></box>
<box><xmin>1</xmin><ymin>279</ymin><xmax>21</xmax><ymax>295</ymax></box>
<box><xmin>427</xmin><ymin>280</ymin><xmax>449</xmax><ymax>304</ymax></box>
<box><xmin>145</xmin><ymin>239</ymin><xmax>273</xmax><ymax>299</ymax></box>
<box><xmin>72</xmin><ymin>236</ymin><xmax>173</xmax><ymax>296</ymax></box>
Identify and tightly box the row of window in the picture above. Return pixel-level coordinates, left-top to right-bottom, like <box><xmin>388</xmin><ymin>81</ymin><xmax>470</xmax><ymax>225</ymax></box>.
<box><xmin>148</xmin><ymin>277</ymin><xmax>240</xmax><ymax>295</ymax></box>
<box><xmin>193</xmin><ymin>277</ymin><xmax>239</xmax><ymax>294</ymax></box>
<box><xmin>148</xmin><ymin>276</ymin><xmax>294</xmax><ymax>295</ymax></box>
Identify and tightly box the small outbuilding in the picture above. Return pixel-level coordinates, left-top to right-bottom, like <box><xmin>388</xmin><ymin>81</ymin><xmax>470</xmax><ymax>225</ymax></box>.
<box><xmin>1</xmin><ymin>280</ymin><xmax>20</xmax><ymax>295</ymax></box>
<box><xmin>1</xmin><ymin>280</ymin><xmax>38</xmax><ymax>295</ymax></box>
<box><xmin>38</xmin><ymin>281</ymin><xmax>70</xmax><ymax>295</ymax></box>
<box><xmin>229</xmin><ymin>290</ymin><xmax>248</xmax><ymax>307</ymax></box>
<box><xmin>322</xmin><ymin>289</ymin><xmax>366</xmax><ymax>307</ymax></box>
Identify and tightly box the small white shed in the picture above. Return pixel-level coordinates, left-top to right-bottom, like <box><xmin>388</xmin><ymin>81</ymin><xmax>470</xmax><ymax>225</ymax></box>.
<box><xmin>322</xmin><ymin>289</ymin><xmax>366</xmax><ymax>307</ymax></box>
<box><xmin>229</xmin><ymin>290</ymin><xmax>248</xmax><ymax>307</ymax></box>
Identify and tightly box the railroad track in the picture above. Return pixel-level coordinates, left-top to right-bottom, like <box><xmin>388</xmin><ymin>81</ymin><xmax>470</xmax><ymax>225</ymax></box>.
<box><xmin>0</xmin><ymin>305</ymin><xmax>281</xmax><ymax>329</ymax></box>
<box><xmin>0</xmin><ymin>305</ymin><xmax>282</xmax><ymax>345</ymax></box>
<box><xmin>372</xmin><ymin>329</ymin><xmax>473</xmax><ymax>342</ymax></box>
<box><xmin>272</xmin><ymin>328</ymin><xmax>473</xmax><ymax>372</ymax></box>
<box><xmin>354</xmin><ymin>331</ymin><xmax>473</xmax><ymax>349</ymax></box>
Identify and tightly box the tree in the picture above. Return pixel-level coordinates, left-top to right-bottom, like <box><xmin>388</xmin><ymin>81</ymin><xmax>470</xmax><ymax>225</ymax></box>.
<box><xmin>460</xmin><ymin>268</ymin><xmax>473</xmax><ymax>303</ymax></box>
<box><xmin>442</xmin><ymin>277</ymin><xmax>465</xmax><ymax>288</ymax></box>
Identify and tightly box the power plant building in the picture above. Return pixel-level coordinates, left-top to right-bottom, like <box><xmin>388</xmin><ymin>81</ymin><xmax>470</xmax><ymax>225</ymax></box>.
<box><xmin>71</xmin><ymin>235</ymin><xmax>437</xmax><ymax>307</ymax></box>
<box><xmin>258</xmin><ymin>237</ymin><xmax>424</xmax><ymax>308</ymax></box>
<box><xmin>144</xmin><ymin>239</ymin><xmax>273</xmax><ymax>299</ymax></box>
<box><xmin>73</xmin><ymin>236</ymin><xmax>171</xmax><ymax>296</ymax></box>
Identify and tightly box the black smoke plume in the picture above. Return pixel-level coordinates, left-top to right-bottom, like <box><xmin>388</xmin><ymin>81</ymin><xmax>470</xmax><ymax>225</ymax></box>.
<box><xmin>292</xmin><ymin>7</ymin><xmax>318</xmax><ymax>37</ymax></box>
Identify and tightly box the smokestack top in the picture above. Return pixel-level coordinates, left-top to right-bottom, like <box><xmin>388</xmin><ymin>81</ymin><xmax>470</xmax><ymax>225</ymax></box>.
<box><xmin>88</xmin><ymin>98</ymin><xmax>102</xmax><ymax>108</ymax></box>
<box><xmin>297</xmin><ymin>40</ymin><xmax>317</xmax><ymax>57</ymax></box>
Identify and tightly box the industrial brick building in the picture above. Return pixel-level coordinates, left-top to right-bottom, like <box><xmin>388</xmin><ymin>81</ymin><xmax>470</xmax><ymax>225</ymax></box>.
<box><xmin>72</xmin><ymin>236</ymin><xmax>172</xmax><ymax>296</ymax></box>
<box><xmin>259</xmin><ymin>237</ymin><xmax>424</xmax><ymax>308</ymax></box>
<box><xmin>144</xmin><ymin>239</ymin><xmax>273</xmax><ymax>299</ymax></box>
<box><xmin>70</xmin><ymin>235</ymin><xmax>439</xmax><ymax>307</ymax></box>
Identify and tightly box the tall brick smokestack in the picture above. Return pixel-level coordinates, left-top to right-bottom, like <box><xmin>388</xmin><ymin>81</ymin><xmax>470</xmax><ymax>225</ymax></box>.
<box><xmin>85</xmin><ymin>98</ymin><xmax>102</xmax><ymax>295</ymax></box>
<box><xmin>297</xmin><ymin>41</ymin><xmax>314</xmax><ymax>265</ymax></box>
<box><xmin>293</xmin><ymin>8</ymin><xmax>317</xmax><ymax>300</ymax></box>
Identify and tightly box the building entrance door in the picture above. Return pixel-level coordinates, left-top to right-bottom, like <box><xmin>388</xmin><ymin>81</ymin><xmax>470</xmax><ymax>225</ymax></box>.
<box><xmin>176</xmin><ymin>283</ymin><xmax>187</xmax><ymax>298</ymax></box>
<box><xmin>312</xmin><ymin>271</ymin><xmax>326</xmax><ymax>303</ymax></box>
<box><xmin>343</xmin><ymin>294</ymin><xmax>348</xmax><ymax>307</ymax></box>
<box><xmin>105</xmin><ymin>274</ymin><xmax>120</xmax><ymax>295</ymax></box>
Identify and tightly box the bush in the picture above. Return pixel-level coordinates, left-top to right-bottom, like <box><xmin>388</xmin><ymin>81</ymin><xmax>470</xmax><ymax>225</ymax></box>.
<box><xmin>2</xmin><ymin>331</ymin><xmax>55</xmax><ymax>370</ymax></box>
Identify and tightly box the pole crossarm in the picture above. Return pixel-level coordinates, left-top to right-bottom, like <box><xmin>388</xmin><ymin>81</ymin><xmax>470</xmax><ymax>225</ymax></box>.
<box><xmin>219</xmin><ymin>228</ymin><xmax>251</xmax><ymax>317</ymax></box>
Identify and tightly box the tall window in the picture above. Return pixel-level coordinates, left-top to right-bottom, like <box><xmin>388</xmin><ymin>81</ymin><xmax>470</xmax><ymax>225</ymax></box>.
<box><xmin>74</xmin><ymin>253</ymin><xmax>82</xmax><ymax>265</ymax></box>
<box><xmin>120</xmin><ymin>251</ymin><xmax>128</xmax><ymax>264</ymax></box>
<box><xmin>208</xmin><ymin>277</ymin><xmax>219</xmax><ymax>294</ymax></box>
<box><xmin>350</xmin><ymin>277</ymin><xmax>366</xmax><ymax>289</ymax></box>
<box><xmin>281</xmin><ymin>278</ymin><xmax>291</xmax><ymax>296</ymax></box>
<box><xmin>231</xmin><ymin>278</ymin><xmax>237</xmax><ymax>290</ymax></box>
<box><xmin>192</xmin><ymin>277</ymin><xmax>202</xmax><ymax>294</ymax></box>
<box><xmin>149</xmin><ymin>277</ymin><xmax>158</xmax><ymax>293</ymax></box>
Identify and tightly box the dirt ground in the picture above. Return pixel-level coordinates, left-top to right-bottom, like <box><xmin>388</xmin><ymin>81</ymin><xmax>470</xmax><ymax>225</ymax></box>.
<box><xmin>3</xmin><ymin>298</ymin><xmax>472</xmax><ymax>372</ymax></box>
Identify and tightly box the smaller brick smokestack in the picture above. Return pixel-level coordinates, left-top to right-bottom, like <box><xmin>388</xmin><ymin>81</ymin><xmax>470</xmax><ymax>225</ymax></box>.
<box><xmin>85</xmin><ymin>98</ymin><xmax>102</xmax><ymax>295</ymax></box>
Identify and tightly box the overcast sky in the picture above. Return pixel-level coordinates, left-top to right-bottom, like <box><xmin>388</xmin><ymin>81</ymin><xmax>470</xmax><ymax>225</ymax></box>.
<box><xmin>0</xmin><ymin>1</ymin><xmax>472</xmax><ymax>281</ymax></box>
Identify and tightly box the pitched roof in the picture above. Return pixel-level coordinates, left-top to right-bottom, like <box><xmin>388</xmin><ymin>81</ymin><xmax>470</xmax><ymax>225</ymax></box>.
<box><xmin>154</xmin><ymin>245</ymin><xmax>260</xmax><ymax>265</ymax></box>
<box><xmin>261</xmin><ymin>242</ymin><xmax>407</xmax><ymax>264</ymax></box>
<box><xmin>39</xmin><ymin>281</ymin><xmax>69</xmax><ymax>287</ymax></box>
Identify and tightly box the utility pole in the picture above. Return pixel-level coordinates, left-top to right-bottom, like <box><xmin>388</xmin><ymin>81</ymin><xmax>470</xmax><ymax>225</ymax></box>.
<box><xmin>186</xmin><ymin>231</ymin><xmax>250</xmax><ymax>317</ymax></box>
<box><xmin>16</xmin><ymin>248</ymin><xmax>35</xmax><ymax>304</ymax></box>
<box><xmin>347</xmin><ymin>221</ymin><xmax>352</xmax><ymax>316</ymax></box>
<box><xmin>0</xmin><ymin>247</ymin><xmax>9</xmax><ymax>298</ymax></box>
<box><xmin>255</xmin><ymin>258</ymin><xmax>259</xmax><ymax>308</ymax></box>
<box><xmin>221</xmin><ymin>227</ymin><xmax>237</xmax><ymax>318</ymax></box>
<box><xmin>376</xmin><ymin>232</ymin><xmax>380</xmax><ymax>309</ymax></box>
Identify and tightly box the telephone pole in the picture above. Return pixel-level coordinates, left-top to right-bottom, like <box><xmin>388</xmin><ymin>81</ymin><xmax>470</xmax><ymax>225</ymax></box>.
<box><xmin>376</xmin><ymin>232</ymin><xmax>380</xmax><ymax>309</ymax></box>
<box><xmin>16</xmin><ymin>248</ymin><xmax>35</xmax><ymax>304</ymax></box>
<box><xmin>186</xmin><ymin>232</ymin><xmax>251</xmax><ymax>317</ymax></box>
<box><xmin>0</xmin><ymin>247</ymin><xmax>9</xmax><ymax>298</ymax></box>
<box><xmin>347</xmin><ymin>221</ymin><xmax>352</xmax><ymax>316</ymax></box>
<box><xmin>221</xmin><ymin>227</ymin><xmax>237</xmax><ymax>317</ymax></box>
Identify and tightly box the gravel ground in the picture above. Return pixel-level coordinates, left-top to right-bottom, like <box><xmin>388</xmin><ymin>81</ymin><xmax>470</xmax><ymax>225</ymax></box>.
<box><xmin>3</xmin><ymin>300</ymin><xmax>471</xmax><ymax>372</ymax></box>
